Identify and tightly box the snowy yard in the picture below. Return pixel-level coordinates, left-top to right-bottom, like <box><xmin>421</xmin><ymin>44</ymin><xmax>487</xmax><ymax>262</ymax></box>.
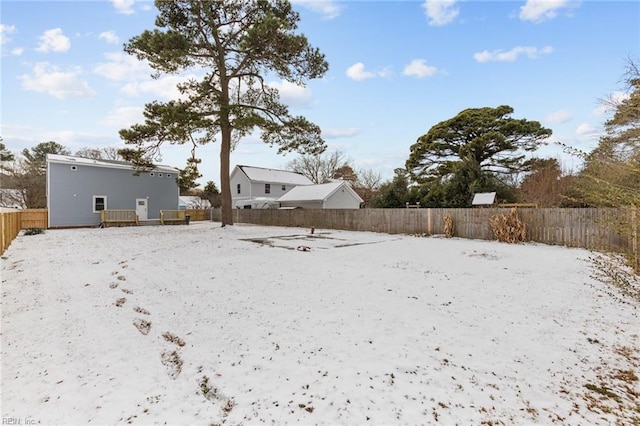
<box><xmin>1</xmin><ymin>222</ymin><xmax>639</xmax><ymax>425</ymax></box>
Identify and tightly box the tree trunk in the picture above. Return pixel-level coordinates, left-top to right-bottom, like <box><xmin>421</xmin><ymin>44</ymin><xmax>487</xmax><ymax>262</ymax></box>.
<box><xmin>220</xmin><ymin>125</ymin><xmax>233</xmax><ymax>226</ymax></box>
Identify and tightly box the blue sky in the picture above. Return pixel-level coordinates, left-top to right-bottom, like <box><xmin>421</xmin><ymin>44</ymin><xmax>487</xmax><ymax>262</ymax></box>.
<box><xmin>1</xmin><ymin>0</ymin><xmax>638</xmax><ymax>187</ymax></box>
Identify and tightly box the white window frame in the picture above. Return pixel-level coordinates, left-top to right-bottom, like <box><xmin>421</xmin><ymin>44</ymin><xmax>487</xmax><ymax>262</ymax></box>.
<box><xmin>93</xmin><ymin>195</ymin><xmax>107</xmax><ymax>213</ymax></box>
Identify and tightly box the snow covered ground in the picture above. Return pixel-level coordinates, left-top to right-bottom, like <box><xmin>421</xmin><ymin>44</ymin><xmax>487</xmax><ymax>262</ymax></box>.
<box><xmin>1</xmin><ymin>221</ymin><xmax>639</xmax><ymax>425</ymax></box>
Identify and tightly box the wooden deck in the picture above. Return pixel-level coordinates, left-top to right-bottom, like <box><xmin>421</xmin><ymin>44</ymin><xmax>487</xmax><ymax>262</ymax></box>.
<box><xmin>160</xmin><ymin>210</ymin><xmax>188</xmax><ymax>225</ymax></box>
<box><xmin>100</xmin><ymin>210</ymin><xmax>139</xmax><ymax>227</ymax></box>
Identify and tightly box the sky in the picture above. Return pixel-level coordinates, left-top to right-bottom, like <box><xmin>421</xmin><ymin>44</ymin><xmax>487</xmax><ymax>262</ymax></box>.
<box><xmin>1</xmin><ymin>0</ymin><xmax>639</xmax><ymax>188</ymax></box>
<box><xmin>2</xmin><ymin>221</ymin><xmax>639</xmax><ymax>424</ymax></box>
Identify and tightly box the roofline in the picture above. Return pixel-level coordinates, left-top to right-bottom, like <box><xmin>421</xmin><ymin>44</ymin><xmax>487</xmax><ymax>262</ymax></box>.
<box><xmin>46</xmin><ymin>154</ymin><xmax>180</xmax><ymax>173</ymax></box>
<box><xmin>321</xmin><ymin>181</ymin><xmax>364</xmax><ymax>203</ymax></box>
<box><xmin>236</xmin><ymin>164</ymin><xmax>310</xmax><ymax>184</ymax></box>
<box><xmin>278</xmin><ymin>181</ymin><xmax>364</xmax><ymax>203</ymax></box>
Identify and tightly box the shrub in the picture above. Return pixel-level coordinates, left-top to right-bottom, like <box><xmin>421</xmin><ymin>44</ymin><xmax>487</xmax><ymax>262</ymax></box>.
<box><xmin>24</xmin><ymin>228</ymin><xmax>45</xmax><ymax>236</ymax></box>
<box><xmin>443</xmin><ymin>214</ymin><xmax>454</xmax><ymax>238</ymax></box>
<box><xmin>489</xmin><ymin>208</ymin><xmax>527</xmax><ymax>243</ymax></box>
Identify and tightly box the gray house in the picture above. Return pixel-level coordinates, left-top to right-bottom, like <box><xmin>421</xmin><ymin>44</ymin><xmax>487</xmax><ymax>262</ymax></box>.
<box><xmin>46</xmin><ymin>154</ymin><xmax>180</xmax><ymax>228</ymax></box>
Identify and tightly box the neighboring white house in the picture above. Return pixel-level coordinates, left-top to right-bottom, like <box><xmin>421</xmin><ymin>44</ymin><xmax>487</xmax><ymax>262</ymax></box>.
<box><xmin>179</xmin><ymin>196</ymin><xmax>211</xmax><ymax>210</ymax></box>
<box><xmin>230</xmin><ymin>165</ymin><xmax>312</xmax><ymax>208</ymax></box>
<box><xmin>277</xmin><ymin>181</ymin><xmax>363</xmax><ymax>209</ymax></box>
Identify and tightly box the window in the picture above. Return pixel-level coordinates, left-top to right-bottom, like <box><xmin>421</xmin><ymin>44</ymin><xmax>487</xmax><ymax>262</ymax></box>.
<box><xmin>149</xmin><ymin>172</ymin><xmax>155</xmax><ymax>177</ymax></box>
<box><xmin>93</xmin><ymin>196</ymin><xmax>107</xmax><ymax>213</ymax></box>
<box><xmin>167</xmin><ymin>174</ymin><xmax>172</xmax><ymax>178</ymax></box>
<box><xmin>265</xmin><ymin>183</ymin><xmax>271</xmax><ymax>194</ymax></box>
<box><xmin>70</xmin><ymin>166</ymin><xmax>77</xmax><ymax>171</ymax></box>
<box><xmin>282</xmin><ymin>185</ymin><xmax>286</xmax><ymax>191</ymax></box>
<box><xmin>237</xmin><ymin>183</ymin><xmax>242</xmax><ymax>194</ymax></box>
<box><xmin>158</xmin><ymin>173</ymin><xmax>163</xmax><ymax>177</ymax></box>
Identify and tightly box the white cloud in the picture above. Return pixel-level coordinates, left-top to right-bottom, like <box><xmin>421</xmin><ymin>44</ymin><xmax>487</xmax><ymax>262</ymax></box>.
<box><xmin>473</xmin><ymin>45</ymin><xmax>553</xmax><ymax>63</ymax></box>
<box><xmin>102</xmin><ymin>105</ymin><xmax>145</xmax><ymax>128</ymax></box>
<box><xmin>519</xmin><ymin>0</ymin><xmax>574</xmax><ymax>23</ymax></box>
<box><xmin>99</xmin><ymin>31</ymin><xmax>119</xmax><ymax>45</ymax></box>
<box><xmin>291</xmin><ymin>0</ymin><xmax>342</xmax><ymax>19</ymax></box>
<box><xmin>403</xmin><ymin>59</ymin><xmax>437</xmax><ymax>78</ymax></box>
<box><xmin>94</xmin><ymin>51</ymin><xmax>152</xmax><ymax>81</ymax></box>
<box><xmin>346</xmin><ymin>62</ymin><xmax>380</xmax><ymax>81</ymax></box>
<box><xmin>19</xmin><ymin>62</ymin><xmax>96</xmax><ymax>99</ymax></box>
<box><xmin>545</xmin><ymin>110</ymin><xmax>572</xmax><ymax>124</ymax></box>
<box><xmin>575</xmin><ymin>123</ymin><xmax>597</xmax><ymax>136</ymax></box>
<box><xmin>11</xmin><ymin>47</ymin><xmax>24</xmax><ymax>56</ymax></box>
<box><xmin>111</xmin><ymin>0</ymin><xmax>135</xmax><ymax>15</ymax></box>
<box><xmin>120</xmin><ymin>75</ymin><xmax>189</xmax><ymax>100</ymax></box>
<box><xmin>0</xmin><ymin>24</ymin><xmax>16</xmax><ymax>45</ymax></box>
<box><xmin>322</xmin><ymin>128</ymin><xmax>360</xmax><ymax>139</ymax></box>
<box><xmin>268</xmin><ymin>80</ymin><xmax>313</xmax><ymax>107</ymax></box>
<box><xmin>35</xmin><ymin>28</ymin><xmax>70</xmax><ymax>53</ymax></box>
<box><xmin>422</xmin><ymin>0</ymin><xmax>459</xmax><ymax>27</ymax></box>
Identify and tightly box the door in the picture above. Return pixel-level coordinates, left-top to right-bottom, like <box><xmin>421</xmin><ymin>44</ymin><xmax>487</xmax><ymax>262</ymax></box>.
<box><xmin>136</xmin><ymin>198</ymin><xmax>148</xmax><ymax>220</ymax></box>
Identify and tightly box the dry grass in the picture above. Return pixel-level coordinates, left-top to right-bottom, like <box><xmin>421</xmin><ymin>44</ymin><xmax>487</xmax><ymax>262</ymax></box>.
<box><xmin>443</xmin><ymin>214</ymin><xmax>454</xmax><ymax>238</ymax></box>
<box><xmin>489</xmin><ymin>208</ymin><xmax>527</xmax><ymax>243</ymax></box>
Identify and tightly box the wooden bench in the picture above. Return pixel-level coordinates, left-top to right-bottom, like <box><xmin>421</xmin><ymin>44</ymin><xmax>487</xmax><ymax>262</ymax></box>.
<box><xmin>160</xmin><ymin>210</ymin><xmax>188</xmax><ymax>225</ymax></box>
<box><xmin>100</xmin><ymin>210</ymin><xmax>139</xmax><ymax>227</ymax></box>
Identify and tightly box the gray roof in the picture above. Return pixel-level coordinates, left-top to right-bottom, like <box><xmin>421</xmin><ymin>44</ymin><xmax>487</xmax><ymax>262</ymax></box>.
<box><xmin>277</xmin><ymin>181</ymin><xmax>363</xmax><ymax>202</ymax></box>
<box><xmin>237</xmin><ymin>165</ymin><xmax>312</xmax><ymax>186</ymax></box>
<box><xmin>47</xmin><ymin>154</ymin><xmax>179</xmax><ymax>173</ymax></box>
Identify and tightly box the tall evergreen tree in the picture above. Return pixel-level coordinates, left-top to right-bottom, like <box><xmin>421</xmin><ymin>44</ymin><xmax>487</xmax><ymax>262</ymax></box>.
<box><xmin>118</xmin><ymin>0</ymin><xmax>328</xmax><ymax>225</ymax></box>
<box><xmin>405</xmin><ymin>106</ymin><xmax>550</xmax><ymax>206</ymax></box>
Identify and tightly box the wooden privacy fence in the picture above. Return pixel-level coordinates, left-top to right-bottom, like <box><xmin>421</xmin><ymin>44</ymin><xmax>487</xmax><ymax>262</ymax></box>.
<box><xmin>184</xmin><ymin>209</ymin><xmax>208</xmax><ymax>221</ymax></box>
<box><xmin>1</xmin><ymin>209</ymin><xmax>48</xmax><ymax>255</ymax></box>
<box><xmin>224</xmin><ymin>207</ymin><xmax>638</xmax><ymax>267</ymax></box>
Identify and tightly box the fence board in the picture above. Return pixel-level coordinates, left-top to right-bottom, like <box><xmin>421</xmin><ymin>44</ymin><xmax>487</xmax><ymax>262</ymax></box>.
<box><xmin>18</xmin><ymin>209</ymin><xmax>48</xmax><ymax>229</ymax></box>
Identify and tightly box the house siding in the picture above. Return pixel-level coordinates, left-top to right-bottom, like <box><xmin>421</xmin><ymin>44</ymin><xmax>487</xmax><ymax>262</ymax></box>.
<box><xmin>324</xmin><ymin>187</ymin><xmax>361</xmax><ymax>209</ymax></box>
<box><xmin>249</xmin><ymin>182</ymin><xmax>291</xmax><ymax>199</ymax></box>
<box><xmin>48</xmin><ymin>161</ymin><xmax>179</xmax><ymax>227</ymax></box>
<box><xmin>230</xmin><ymin>166</ymin><xmax>301</xmax><ymax>207</ymax></box>
<box><xmin>230</xmin><ymin>170</ymin><xmax>252</xmax><ymax>204</ymax></box>
<box><xmin>279</xmin><ymin>200</ymin><xmax>322</xmax><ymax>209</ymax></box>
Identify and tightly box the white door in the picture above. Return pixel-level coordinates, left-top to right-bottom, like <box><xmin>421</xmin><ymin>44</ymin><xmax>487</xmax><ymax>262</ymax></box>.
<box><xmin>136</xmin><ymin>198</ymin><xmax>148</xmax><ymax>220</ymax></box>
